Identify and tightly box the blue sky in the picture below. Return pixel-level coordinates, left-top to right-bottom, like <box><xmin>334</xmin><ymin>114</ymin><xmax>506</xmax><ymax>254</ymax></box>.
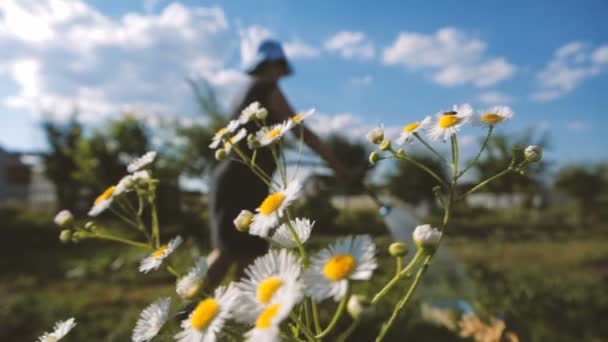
<box><xmin>0</xmin><ymin>0</ymin><xmax>607</xmax><ymax>165</ymax></box>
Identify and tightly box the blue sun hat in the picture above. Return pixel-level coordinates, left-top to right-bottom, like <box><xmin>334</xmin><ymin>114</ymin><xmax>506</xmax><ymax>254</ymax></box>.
<box><xmin>245</xmin><ymin>39</ymin><xmax>293</xmax><ymax>75</ymax></box>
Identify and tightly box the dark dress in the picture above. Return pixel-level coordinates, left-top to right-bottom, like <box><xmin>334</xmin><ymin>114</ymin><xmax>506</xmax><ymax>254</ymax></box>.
<box><xmin>209</xmin><ymin>80</ymin><xmax>282</xmax><ymax>257</ymax></box>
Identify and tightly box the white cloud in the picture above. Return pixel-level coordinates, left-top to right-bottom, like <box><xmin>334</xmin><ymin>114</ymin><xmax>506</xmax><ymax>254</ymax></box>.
<box><xmin>477</xmin><ymin>91</ymin><xmax>512</xmax><ymax>105</ymax></box>
<box><xmin>566</xmin><ymin>120</ymin><xmax>590</xmax><ymax>132</ymax></box>
<box><xmin>349</xmin><ymin>75</ymin><xmax>373</xmax><ymax>86</ymax></box>
<box><xmin>532</xmin><ymin>41</ymin><xmax>608</xmax><ymax>102</ymax></box>
<box><xmin>284</xmin><ymin>40</ymin><xmax>320</xmax><ymax>59</ymax></box>
<box><xmin>0</xmin><ymin>0</ymin><xmax>244</xmax><ymax>122</ymax></box>
<box><xmin>324</xmin><ymin>31</ymin><xmax>375</xmax><ymax>60</ymax></box>
<box><xmin>239</xmin><ymin>25</ymin><xmax>273</xmax><ymax>68</ymax></box>
<box><xmin>382</xmin><ymin>27</ymin><xmax>515</xmax><ymax>88</ymax></box>
<box><xmin>308</xmin><ymin>112</ymin><xmax>400</xmax><ymax>141</ymax></box>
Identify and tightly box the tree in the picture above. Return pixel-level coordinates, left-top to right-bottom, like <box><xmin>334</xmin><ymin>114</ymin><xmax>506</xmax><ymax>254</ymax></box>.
<box><xmin>472</xmin><ymin>129</ymin><xmax>549</xmax><ymax>195</ymax></box>
<box><xmin>41</xmin><ymin>115</ymin><xmax>83</xmax><ymax>211</ymax></box>
<box><xmin>554</xmin><ymin>164</ymin><xmax>606</xmax><ymax>223</ymax></box>
<box><xmin>386</xmin><ymin>154</ymin><xmax>448</xmax><ymax>205</ymax></box>
<box><xmin>325</xmin><ymin>134</ymin><xmax>372</xmax><ymax>194</ymax></box>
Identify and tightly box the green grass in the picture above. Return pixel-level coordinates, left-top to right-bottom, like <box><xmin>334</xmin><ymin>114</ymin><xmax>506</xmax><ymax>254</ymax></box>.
<box><xmin>1</xmin><ymin>207</ymin><xmax>607</xmax><ymax>341</ymax></box>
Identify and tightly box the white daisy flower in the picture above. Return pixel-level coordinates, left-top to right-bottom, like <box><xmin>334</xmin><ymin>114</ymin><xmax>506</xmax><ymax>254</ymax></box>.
<box><xmin>37</xmin><ymin>317</ymin><xmax>76</xmax><ymax>342</ymax></box>
<box><xmin>132</xmin><ymin>297</ymin><xmax>171</xmax><ymax>342</ymax></box>
<box><xmin>115</xmin><ymin>175</ymin><xmax>134</xmax><ymax>195</ymax></box>
<box><xmin>250</xmin><ymin>181</ymin><xmax>302</xmax><ymax>237</ymax></box>
<box><xmin>302</xmin><ymin>235</ymin><xmax>377</xmax><ymax>302</ymax></box>
<box><xmin>427</xmin><ymin>104</ymin><xmax>473</xmax><ymax>142</ymax></box>
<box><xmin>54</xmin><ymin>210</ymin><xmax>73</xmax><ymax>228</ymax></box>
<box><xmin>412</xmin><ymin>224</ymin><xmax>441</xmax><ymax>250</ymax></box>
<box><xmin>244</xmin><ymin>291</ymin><xmax>300</xmax><ymax>342</ymax></box>
<box><xmin>271</xmin><ymin>218</ymin><xmax>314</xmax><ymax>248</ymax></box>
<box><xmin>139</xmin><ymin>236</ymin><xmax>183</xmax><ymax>273</ymax></box>
<box><xmin>175</xmin><ymin>284</ymin><xmax>239</xmax><ymax>342</ymax></box>
<box><xmin>128</xmin><ymin>151</ymin><xmax>157</xmax><ymax>173</ymax></box>
<box><xmin>396</xmin><ymin>116</ymin><xmax>432</xmax><ymax>145</ymax></box>
<box><xmin>288</xmin><ymin>108</ymin><xmax>315</xmax><ymax>128</ymax></box>
<box><xmin>176</xmin><ymin>258</ymin><xmax>208</xmax><ymax>300</ymax></box>
<box><xmin>476</xmin><ymin>106</ymin><xmax>513</xmax><ymax>127</ymax></box>
<box><xmin>88</xmin><ymin>185</ymin><xmax>116</xmax><ymax>216</ymax></box>
<box><xmin>239</xmin><ymin>101</ymin><xmax>267</xmax><ymax>124</ymax></box>
<box><xmin>209</xmin><ymin>120</ymin><xmax>240</xmax><ymax>149</ymax></box>
<box><xmin>255</xmin><ymin>121</ymin><xmax>292</xmax><ymax>147</ymax></box>
<box><xmin>222</xmin><ymin>128</ymin><xmax>247</xmax><ymax>154</ymax></box>
<box><xmin>234</xmin><ymin>249</ymin><xmax>302</xmax><ymax>323</ymax></box>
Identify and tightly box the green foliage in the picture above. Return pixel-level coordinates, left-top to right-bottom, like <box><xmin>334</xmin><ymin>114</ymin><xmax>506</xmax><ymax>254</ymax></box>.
<box><xmin>385</xmin><ymin>154</ymin><xmax>448</xmax><ymax>205</ymax></box>
<box><xmin>41</xmin><ymin>115</ymin><xmax>84</xmax><ymax>211</ymax></box>
<box><xmin>325</xmin><ymin>134</ymin><xmax>372</xmax><ymax>194</ymax></box>
<box><xmin>472</xmin><ymin>129</ymin><xmax>549</xmax><ymax>194</ymax></box>
<box><xmin>554</xmin><ymin>164</ymin><xmax>607</xmax><ymax>223</ymax></box>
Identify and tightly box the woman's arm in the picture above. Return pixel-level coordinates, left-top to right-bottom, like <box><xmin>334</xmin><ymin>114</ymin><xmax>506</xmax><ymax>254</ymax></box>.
<box><xmin>268</xmin><ymin>87</ymin><xmax>350</xmax><ymax>179</ymax></box>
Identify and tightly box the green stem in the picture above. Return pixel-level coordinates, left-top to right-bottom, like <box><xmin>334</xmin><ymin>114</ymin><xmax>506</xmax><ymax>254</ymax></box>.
<box><xmin>414</xmin><ymin>133</ymin><xmax>449</xmax><ymax>164</ymax></box>
<box><xmin>451</xmin><ymin>134</ymin><xmax>459</xmax><ymax>177</ymax></box>
<box><xmin>336</xmin><ymin>314</ymin><xmax>362</xmax><ymax>342</ymax></box>
<box><xmin>458</xmin><ymin>126</ymin><xmax>493</xmax><ymax>179</ymax></box>
<box><xmin>289</xmin><ymin>312</ymin><xmax>317</xmax><ymax>342</ymax></box>
<box><xmin>371</xmin><ymin>250</ymin><xmax>424</xmax><ymax>305</ymax></box>
<box><xmin>392</xmin><ymin>151</ymin><xmax>448</xmax><ymax>189</ymax></box>
<box><xmin>316</xmin><ymin>284</ymin><xmax>351</xmax><ymax>339</ymax></box>
<box><xmin>92</xmin><ymin>232</ymin><xmax>149</xmax><ymax>249</ymax></box>
<box><xmin>395</xmin><ymin>256</ymin><xmax>403</xmax><ymax>275</ymax></box>
<box><xmin>375</xmin><ymin>257</ymin><xmax>431</xmax><ymax>342</ymax></box>
<box><xmin>271</xmin><ymin>144</ymin><xmax>287</xmax><ymax>186</ymax></box>
<box><xmin>311</xmin><ymin>300</ymin><xmax>322</xmax><ymax>334</ymax></box>
<box><xmin>462</xmin><ymin>167</ymin><xmax>513</xmax><ymax>197</ymax></box>
<box><xmin>150</xmin><ymin>201</ymin><xmax>160</xmax><ymax>248</ymax></box>
<box><xmin>109</xmin><ymin>207</ymin><xmax>140</xmax><ymax>230</ymax></box>
<box><xmin>166</xmin><ymin>264</ymin><xmax>181</xmax><ymax>278</ymax></box>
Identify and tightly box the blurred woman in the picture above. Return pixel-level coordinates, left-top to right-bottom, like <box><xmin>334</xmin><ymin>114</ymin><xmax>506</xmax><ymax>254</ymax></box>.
<box><xmin>205</xmin><ymin>40</ymin><xmax>348</xmax><ymax>289</ymax></box>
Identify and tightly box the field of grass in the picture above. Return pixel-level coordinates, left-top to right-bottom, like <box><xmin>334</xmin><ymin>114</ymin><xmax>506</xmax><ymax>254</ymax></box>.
<box><xmin>1</xmin><ymin>206</ymin><xmax>607</xmax><ymax>341</ymax></box>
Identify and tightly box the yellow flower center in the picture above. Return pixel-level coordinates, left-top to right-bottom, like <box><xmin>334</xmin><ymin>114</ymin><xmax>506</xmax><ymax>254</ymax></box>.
<box><xmin>403</xmin><ymin>121</ymin><xmax>420</xmax><ymax>133</ymax></box>
<box><xmin>46</xmin><ymin>337</ymin><xmax>57</xmax><ymax>342</ymax></box>
<box><xmin>94</xmin><ymin>186</ymin><xmax>116</xmax><ymax>205</ymax></box>
<box><xmin>153</xmin><ymin>245</ymin><xmax>168</xmax><ymax>259</ymax></box>
<box><xmin>191</xmin><ymin>298</ymin><xmax>219</xmax><ymax>330</ymax></box>
<box><xmin>259</xmin><ymin>192</ymin><xmax>285</xmax><ymax>215</ymax></box>
<box><xmin>265</xmin><ymin>128</ymin><xmax>282</xmax><ymax>139</ymax></box>
<box><xmin>438</xmin><ymin>114</ymin><xmax>460</xmax><ymax>128</ymax></box>
<box><xmin>481</xmin><ymin>113</ymin><xmax>503</xmax><ymax>125</ymax></box>
<box><xmin>257</xmin><ymin>277</ymin><xmax>284</xmax><ymax>304</ymax></box>
<box><xmin>323</xmin><ymin>255</ymin><xmax>356</xmax><ymax>281</ymax></box>
<box><xmin>255</xmin><ymin>304</ymin><xmax>280</xmax><ymax>329</ymax></box>
<box><xmin>214</xmin><ymin>127</ymin><xmax>227</xmax><ymax>139</ymax></box>
<box><xmin>292</xmin><ymin>114</ymin><xmax>303</xmax><ymax>122</ymax></box>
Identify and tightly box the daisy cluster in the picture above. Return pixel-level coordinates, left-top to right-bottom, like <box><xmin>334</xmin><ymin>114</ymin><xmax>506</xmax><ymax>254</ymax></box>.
<box><xmin>367</xmin><ymin>103</ymin><xmax>513</xmax><ymax>148</ymax></box>
<box><xmin>208</xmin><ymin>101</ymin><xmax>315</xmax><ymax>159</ymax></box>
<box><xmin>45</xmin><ymin>100</ymin><xmax>543</xmax><ymax>341</ymax></box>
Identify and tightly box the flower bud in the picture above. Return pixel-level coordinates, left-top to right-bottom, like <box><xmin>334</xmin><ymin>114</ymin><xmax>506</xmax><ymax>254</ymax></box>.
<box><xmin>379</xmin><ymin>139</ymin><xmax>391</xmax><ymax>151</ymax></box>
<box><xmin>59</xmin><ymin>229</ymin><xmax>72</xmax><ymax>243</ymax></box>
<box><xmin>247</xmin><ymin>133</ymin><xmax>256</xmax><ymax>142</ymax></box>
<box><xmin>215</xmin><ymin>148</ymin><xmax>227</xmax><ymax>160</ymax></box>
<box><xmin>255</xmin><ymin>108</ymin><xmax>268</xmax><ymax>120</ymax></box>
<box><xmin>54</xmin><ymin>210</ymin><xmax>74</xmax><ymax>228</ymax></box>
<box><xmin>233</xmin><ymin>210</ymin><xmax>254</xmax><ymax>232</ymax></box>
<box><xmin>369</xmin><ymin>151</ymin><xmax>380</xmax><ymax>165</ymax></box>
<box><xmin>248</xmin><ymin>139</ymin><xmax>261</xmax><ymax>149</ymax></box>
<box><xmin>395</xmin><ymin>149</ymin><xmax>406</xmax><ymax>158</ymax></box>
<box><xmin>84</xmin><ymin>221</ymin><xmax>96</xmax><ymax>231</ymax></box>
<box><xmin>412</xmin><ymin>224</ymin><xmax>441</xmax><ymax>253</ymax></box>
<box><xmin>388</xmin><ymin>242</ymin><xmax>409</xmax><ymax>257</ymax></box>
<box><xmin>115</xmin><ymin>175</ymin><xmax>134</xmax><ymax>195</ymax></box>
<box><xmin>524</xmin><ymin>145</ymin><xmax>542</xmax><ymax>162</ymax></box>
<box><xmin>347</xmin><ymin>295</ymin><xmax>371</xmax><ymax>319</ymax></box>
<box><xmin>366</xmin><ymin>127</ymin><xmax>384</xmax><ymax>145</ymax></box>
